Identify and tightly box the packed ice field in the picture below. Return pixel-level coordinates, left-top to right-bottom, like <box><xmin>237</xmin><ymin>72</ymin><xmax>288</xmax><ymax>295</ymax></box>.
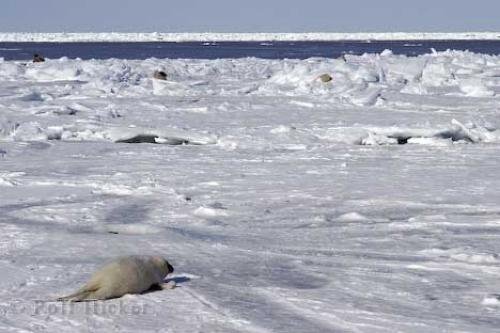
<box><xmin>1</xmin><ymin>48</ymin><xmax>500</xmax><ymax>332</ymax></box>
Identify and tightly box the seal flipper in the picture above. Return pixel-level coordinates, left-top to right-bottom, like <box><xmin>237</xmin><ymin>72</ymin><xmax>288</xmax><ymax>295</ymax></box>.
<box><xmin>160</xmin><ymin>281</ymin><xmax>176</xmax><ymax>290</ymax></box>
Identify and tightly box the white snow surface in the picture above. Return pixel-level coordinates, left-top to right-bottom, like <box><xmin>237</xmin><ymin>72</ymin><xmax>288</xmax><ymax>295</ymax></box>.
<box><xmin>1</xmin><ymin>50</ymin><xmax>500</xmax><ymax>332</ymax></box>
<box><xmin>1</xmin><ymin>32</ymin><xmax>500</xmax><ymax>42</ymax></box>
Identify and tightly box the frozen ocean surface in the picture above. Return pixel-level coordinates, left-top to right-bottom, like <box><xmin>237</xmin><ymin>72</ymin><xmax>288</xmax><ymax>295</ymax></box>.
<box><xmin>1</xmin><ymin>43</ymin><xmax>500</xmax><ymax>332</ymax></box>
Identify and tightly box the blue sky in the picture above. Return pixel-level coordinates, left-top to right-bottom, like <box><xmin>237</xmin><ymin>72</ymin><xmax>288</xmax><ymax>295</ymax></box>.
<box><xmin>1</xmin><ymin>0</ymin><xmax>500</xmax><ymax>32</ymax></box>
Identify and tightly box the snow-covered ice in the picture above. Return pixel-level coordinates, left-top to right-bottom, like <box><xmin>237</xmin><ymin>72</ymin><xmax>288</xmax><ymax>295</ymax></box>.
<box><xmin>1</xmin><ymin>49</ymin><xmax>500</xmax><ymax>332</ymax></box>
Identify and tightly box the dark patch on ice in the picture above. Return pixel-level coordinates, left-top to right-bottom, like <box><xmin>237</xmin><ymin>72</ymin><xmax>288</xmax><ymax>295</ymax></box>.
<box><xmin>166</xmin><ymin>226</ymin><xmax>229</xmax><ymax>242</ymax></box>
<box><xmin>0</xmin><ymin>196</ymin><xmax>88</xmax><ymax>214</ymax></box>
<box><xmin>108</xmin><ymin>109</ymin><xmax>122</xmax><ymax>118</ymax></box>
<box><xmin>28</xmin><ymin>141</ymin><xmax>52</xmax><ymax>150</ymax></box>
<box><xmin>104</xmin><ymin>201</ymin><xmax>151</xmax><ymax>225</ymax></box>
<box><xmin>53</xmin><ymin>107</ymin><xmax>78</xmax><ymax>116</ymax></box>
<box><xmin>387</xmin><ymin>135</ymin><xmax>410</xmax><ymax>145</ymax></box>
<box><xmin>116</xmin><ymin>135</ymin><xmax>158</xmax><ymax>144</ymax></box>
<box><xmin>47</xmin><ymin>132</ymin><xmax>62</xmax><ymax>140</ymax></box>
<box><xmin>200</xmin><ymin>219</ymin><xmax>228</xmax><ymax>227</ymax></box>
<box><xmin>453</xmin><ymin>209</ymin><xmax>500</xmax><ymax>217</ymax></box>
<box><xmin>363</xmin><ymin>124</ymin><xmax>487</xmax><ymax>146</ymax></box>
<box><xmin>445</xmin><ymin>225</ymin><xmax>500</xmax><ymax>236</ymax></box>
<box><xmin>425</xmin><ymin>294</ymin><xmax>439</xmax><ymax>301</ymax></box>
<box><xmin>0</xmin><ymin>149</ymin><xmax>6</xmax><ymax>157</ymax></box>
<box><xmin>434</xmin><ymin>129</ymin><xmax>475</xmax><ymax>142</ymax></box>
<box><xmin>267</xmin><ymin>270</ymin><xmax>329</xmax><ymax>290</ymax></box>
<box><xmin>164</xmin><ymin>276</ymin><xmax>191</xmax><ymax>285</ymax></box>
<box><xmin>142</xmin><ymin>284</ymin><xmax>164</xmax><ymax>294</ymax></box>
<box><xmin>208</xmin><ymin>202</ymin><xmax>227</xmax><ymax>210</ymax></box>
<box><xmin>19</xmin><ymin>92</ymin><xmax>44</xmax><ymax>102</ymax></box>
<box><xmin>0</xmin><ymin>214</ymin><xmax>87</xmax><ymax>236</ymax></box>
<box><xmin>116</xmin><ymin>134</ymin><xmax>189</xmax><ymax>145</ymax></box>
<box><xmin>385</xmin><ymin>131</ymin><xmax>472</xmax><ymax>145</ymax></box>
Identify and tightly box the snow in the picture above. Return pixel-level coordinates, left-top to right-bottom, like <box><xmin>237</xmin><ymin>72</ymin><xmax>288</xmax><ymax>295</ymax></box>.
<box><xmin>1</xmin><ymin>49</ymin><xmax>500</xmax><ymax>332</ymax></box>
<box><xmin>0</xmin><ymin>32</ymin><xmax>500</xmax><ymax>42</ymax></box>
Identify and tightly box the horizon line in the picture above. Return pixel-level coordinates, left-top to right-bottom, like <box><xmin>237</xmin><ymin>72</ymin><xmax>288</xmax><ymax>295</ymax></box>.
<box><xmin>1</xmin><ymin>32</ymin><xmax>500</xmax><ymax>42</ymax></box>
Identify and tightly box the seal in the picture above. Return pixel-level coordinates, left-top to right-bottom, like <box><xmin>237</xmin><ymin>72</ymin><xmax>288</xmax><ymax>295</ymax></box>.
<box><xmin>153</xmin><ymin>70</ymin><xmax>168</xmax><ymax>80</ymax></box>
<box><xmin>58</xmin><ymin>255</ymin><xmax>174</xmax><ymax>301</ymax></box>
<box><xmin>33</xmin><ymin>54</ymin><xmax>45</xmax><ymax>63</ymax></box>
<box><xmin>317</xmin><ymin>73</ymin><xmax>333</xmax><ymax>83</ymax></box>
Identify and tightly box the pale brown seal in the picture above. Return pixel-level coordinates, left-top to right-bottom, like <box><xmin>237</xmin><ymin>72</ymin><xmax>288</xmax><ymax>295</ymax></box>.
<box><xmin>58</xmin><ymin>255</ymin><xmax>174</xmax><ymax>301</ymax></box>
<box><xmin>318</xmin><ymin>73</ymin><xmax>333</xmax><ymax>83</ymax></box>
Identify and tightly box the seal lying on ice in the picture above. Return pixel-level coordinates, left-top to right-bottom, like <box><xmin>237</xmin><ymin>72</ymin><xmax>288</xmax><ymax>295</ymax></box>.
<box><xmin>33</xmin><ymin>54</ymin><xmax>45</xmax><ymax>63</ymax></box>
<box><xmin>153</xmin><ymin>70</ymin><xmax>168</xmax><ymax>80</ymax></box>
<box><xmin>58</xmin><ymin>255</ymin><xmax>174</xmax><ymax>301</ymax></box>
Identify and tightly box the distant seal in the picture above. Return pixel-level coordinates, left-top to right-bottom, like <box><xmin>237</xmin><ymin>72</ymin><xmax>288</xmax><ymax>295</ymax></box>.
<box><xmin>58</xmin><ymin>255</ymin><xmax>174</xmax><ymax>301</ymax></box>
<box><xmin>318</xmin><ymin>73</ymin><xmax>333</xmax><ymax>83</ymax></box>
<box><xmin>33</xmin><ymin>54</ymin><xmax>45</xmax><ymax>63</ymax></box>
<box><xmin>153</xmin><ymin>70</ymin><xmax>168</xmax><ymax>80</ymax></box>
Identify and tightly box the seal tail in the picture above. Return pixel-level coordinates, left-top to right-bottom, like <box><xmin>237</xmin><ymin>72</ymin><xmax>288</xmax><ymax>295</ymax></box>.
<box><xmin>57</xmin><ymin>283</ymin><xmax>100</xmax><ymax>302</ymax></box>
<box><xmin>57</xmin><ymin>289</ymin><xmax>94</xmax><ymax>302</ymax></box>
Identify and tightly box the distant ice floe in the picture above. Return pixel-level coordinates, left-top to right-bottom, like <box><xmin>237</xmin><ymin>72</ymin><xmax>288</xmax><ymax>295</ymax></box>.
<box><xmin>1</xmin><ymin>32</ymin><xmax>500</xmax><ymax>42</ymax></box>
<box><xmin>314</xmin><ymin>119</ymin><xmax>500</xmax><ymax>146</ymax></box>
<box><xmin>106</xmin><ymin>127</ymin><xmax>218</xmax><ymax>145</ymax></box>
<box><xmin>0</xmin><ymin>120</ymin><xmax>218</xmax><ymax>145</ymax></box>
